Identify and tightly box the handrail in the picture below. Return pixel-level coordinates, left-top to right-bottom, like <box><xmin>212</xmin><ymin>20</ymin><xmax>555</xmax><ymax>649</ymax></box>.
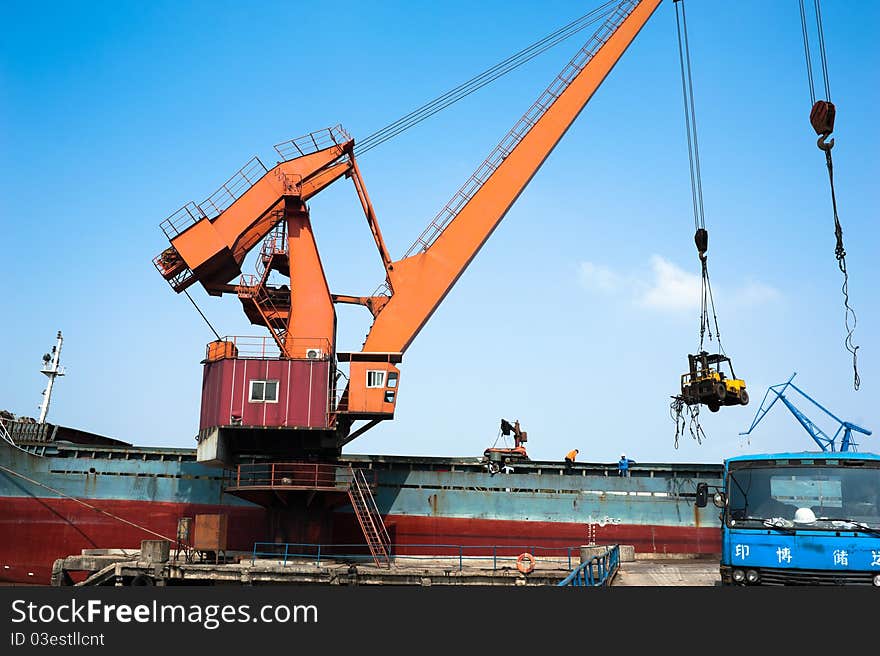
<box><xmin>557</xmin><ymin>544</ymin><xmax>620</xmax><ymax>586</ymax></box>
<box><xmin>158</xmin><ymin>157</ymin><xmax>269</xmax><ymax>239</ymax></box>
<box><xmin>347</xmin><ymin>466</ymin><xmax>391</xmax><ymax>566</ymax></box>
<box><xmin>199</xmin><ymin>156</ymin><xmax>269</xmax><ymax>219</ymax></box>
<box><xmin>225</xmin><ymin>462</ymin><xmax>373</xmax><ymax>490</ymax></box>
<box><xmin>274</xmin><ymin>125</ymin><xmax>352</xmax><ymax>161</ymax></box>
<box><xmin>403</xmin><ymin>0</ymin><xmax>638</xmax><ymax>257</ymax></box>
<box><xmin>159</xmin><ymin>202</ymin><xmax>208</xmax><ymax>240</ymax></box>
<box><xmin>352</xmin><ymin>467</ymin><xmax>391</xmax><ymax>547</ymax></box>
<box><xmin>251</xmin><ymin>542</ymin><xmax>578</xmax><ymax>571</ymax></box>
<box><xmin>204</xmin><ymin>335</ymin><xmax>331</xmax><ymax>360</ymax></box>
<box><xmin>0</xmin><ymin>419</ymin><xmax>40</xmax><ymax>456</ymax></box>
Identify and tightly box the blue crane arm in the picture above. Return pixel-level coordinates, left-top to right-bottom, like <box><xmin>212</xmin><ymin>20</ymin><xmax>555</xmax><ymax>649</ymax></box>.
<box><xmin>740</xmin><ymin>373</ymin><xmax>871</xmax><ymax>452</ymax></box>
<box><xmin>739</xmin><ymin>373</ymin><xmax>796</xmax><ymax>438</ymax></box>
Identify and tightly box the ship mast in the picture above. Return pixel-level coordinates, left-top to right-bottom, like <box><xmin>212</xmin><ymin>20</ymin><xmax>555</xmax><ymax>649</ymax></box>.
<box><xmin>38</xmin><ymin>331</ymin><xmax>64</xmax><ymax>424</ymax></box>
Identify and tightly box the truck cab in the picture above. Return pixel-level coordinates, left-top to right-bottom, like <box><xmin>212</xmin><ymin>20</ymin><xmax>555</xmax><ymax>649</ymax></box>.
<box><xmin>697</xmin><ymin>451</ymin><xmax>880</xmax><ymax>585</ymax></box>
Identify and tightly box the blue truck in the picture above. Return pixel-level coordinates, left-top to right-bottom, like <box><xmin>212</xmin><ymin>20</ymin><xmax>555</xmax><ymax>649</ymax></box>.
<box><xmin>696</xmin><ymin>451</ymin><xmax>880</xmax><ymax>586</ymax></box>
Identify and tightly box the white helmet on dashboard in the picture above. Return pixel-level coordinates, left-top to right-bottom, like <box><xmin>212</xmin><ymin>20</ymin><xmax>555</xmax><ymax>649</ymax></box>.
<box><xmin>793</xmin><ymin>507</ymin><xmax>817</xmax><ymax>524</ymax></box>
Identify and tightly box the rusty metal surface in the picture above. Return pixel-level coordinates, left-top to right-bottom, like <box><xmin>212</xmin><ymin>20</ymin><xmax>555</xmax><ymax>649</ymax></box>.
<box><xmin>193</xmin><ymin>514</ymin><xmax>228</xmax><ymax>552</ymax></box>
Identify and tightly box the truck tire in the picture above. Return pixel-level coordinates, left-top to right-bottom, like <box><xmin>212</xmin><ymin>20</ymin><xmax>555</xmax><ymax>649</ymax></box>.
<box><xmin>739</xmin><ymin>390</ymin><xmax>749</xmax><ymax>405</ymax></box>
<box><xmin>715</xmin><ymin>383</ymin><xmax>727</xmax><ymax>401</ymax></box>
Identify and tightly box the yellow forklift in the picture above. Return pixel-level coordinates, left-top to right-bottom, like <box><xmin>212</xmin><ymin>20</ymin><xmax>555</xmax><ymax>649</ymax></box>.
<box><xmin>680</xmin><ymin>351</ymin><xmax>749</xmax><ymax>412</ymax></box>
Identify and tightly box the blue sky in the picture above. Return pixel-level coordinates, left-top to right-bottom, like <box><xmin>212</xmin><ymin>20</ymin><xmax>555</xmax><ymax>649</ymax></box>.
<box><xmin>1</xmin><ymin>0</ymin><xmax>877</xmax><ymax>465</ymax></box>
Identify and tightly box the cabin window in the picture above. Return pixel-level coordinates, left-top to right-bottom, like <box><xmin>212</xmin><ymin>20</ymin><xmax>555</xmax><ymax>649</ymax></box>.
<box><xmin>366</xmin><ymin>370</ymin><xmax>386</xmax><ymax>388</ymax></box>
<box><xmin>387</xmin><ymin>372</ymin><xmax>399</xmax><ymax>388</ymax></box>
<box><xmin>249</xmin><ymin>379</ymin><xmax>279</xmax><ymax>403</ymax></box>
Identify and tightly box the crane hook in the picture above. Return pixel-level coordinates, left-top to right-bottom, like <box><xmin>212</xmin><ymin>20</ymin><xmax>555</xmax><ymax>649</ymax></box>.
<box><xmin>817</xmin><ymin>133</ymin><xmax>835</xmax><ymax>152</ymax></box>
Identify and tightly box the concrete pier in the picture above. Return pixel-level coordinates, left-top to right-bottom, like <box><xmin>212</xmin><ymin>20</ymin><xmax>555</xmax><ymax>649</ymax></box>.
<box><xmin>52</xmin><ymin>542</ymin><xmax>719</xmax><ymax>587</ymax></box>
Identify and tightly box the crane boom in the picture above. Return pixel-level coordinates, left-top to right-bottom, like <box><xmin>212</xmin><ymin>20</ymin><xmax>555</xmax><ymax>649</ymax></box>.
<box><xmin>740</xmin><ymin>373</ymin><xmax>872</xmax><ymax>452</ymax></box>
<box><xmin>363</xmin><ymin>0</ymin><xmax>661</xmax><ymax>353</ymax></box>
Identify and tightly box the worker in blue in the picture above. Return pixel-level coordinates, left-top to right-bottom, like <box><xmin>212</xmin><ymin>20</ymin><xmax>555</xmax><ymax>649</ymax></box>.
<box><xmin>618</xmin><ymin>453</ymin><xmax>635</xmax><ymax>477</ymax></box>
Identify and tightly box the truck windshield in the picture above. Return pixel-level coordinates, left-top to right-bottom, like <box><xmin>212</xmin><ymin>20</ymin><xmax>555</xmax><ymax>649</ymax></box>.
<box><xmin>726</xmin><ymin>460</ymin><xmax>880</xmax><ymax>529</ymax></box>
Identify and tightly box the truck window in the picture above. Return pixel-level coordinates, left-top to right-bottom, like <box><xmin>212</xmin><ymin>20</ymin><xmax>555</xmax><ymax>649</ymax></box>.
<box><xmin>769</xmin><ymin>476</ymin><xmax>842</xmax><ymax>513</ymax></box>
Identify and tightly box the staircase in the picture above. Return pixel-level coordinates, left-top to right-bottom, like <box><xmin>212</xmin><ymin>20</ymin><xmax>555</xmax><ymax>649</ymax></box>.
<box><xmin>235</xmin><ymin>221</ymin><xmax>293</xmax><ymax>355</ymax></box>
<box><xmin>347</xmin><ymin>467</ymin><xmax>391</xmax><ymax>568</ymax></box>
<box><xmin>237</xmin><ymin>274</ymin><xmax>290</xmax><ymax>354</ymax></box>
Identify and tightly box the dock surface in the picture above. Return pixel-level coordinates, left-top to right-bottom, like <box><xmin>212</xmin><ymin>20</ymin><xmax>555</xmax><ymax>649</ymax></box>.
<box><xmin>53</xmin><ymin>548</ymin><xmax>721</xmax><ymax>587</ymax></box>
<box><xmin>612</xmin><ymin>558</ymin><xmax>720</xmax><ymax>586</ymax></box>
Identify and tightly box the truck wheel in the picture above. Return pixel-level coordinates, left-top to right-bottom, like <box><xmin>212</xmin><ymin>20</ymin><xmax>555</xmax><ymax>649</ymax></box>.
<box><xmin>708</xmin><ymin>402</ymin><xmax>719</xmax><ymax>413</ymax></box>
<box><xmin>739</xmin><ymin>390</ymin><xmax>749</xmax><ymax>405</ymax></box>
<box><xmin>715</xmin><ymin>383</ymin><xmax>727</xmax><ymax>401</ymax></box>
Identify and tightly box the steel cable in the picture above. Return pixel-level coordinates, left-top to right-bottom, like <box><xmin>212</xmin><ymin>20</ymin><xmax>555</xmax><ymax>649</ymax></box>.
<box><xmin>354</xmin><ymin>1</ymin><xmax>619</xmax><ymax>157</ymax></box>
<box><xmin>800</xmin><ymin>0</ymin><xmax>860</xmax><ymax>390</ymax></box>
<box><xmin>675</xmin><ymin>1</ymin><xmax>723</xmax><ymax>355</ymax></box>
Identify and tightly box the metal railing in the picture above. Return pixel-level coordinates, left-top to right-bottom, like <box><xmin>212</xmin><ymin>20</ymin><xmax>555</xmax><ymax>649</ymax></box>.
<box><xmin>159</xmin><ymin>201</ymin><xmax>209</xmax><ymax>240</ymax></box>
<box><xmin>273</xmin><ymin>125</ymin><xmax>351</xmax><ymax>161</ymax></box>
<box><xmin>331</xmin><ymin>368</ymin><xmax>349</xmax><ymax>415</ymax></box>
<box><xmin>403</xmin><ymin>0</ymin><xmax>637</xmax><ymax>257</ymax></box>
<box><xmin>0</xmin><ymin>418</ymin><xmax>49</xmax><ymax>456</ymax></box>
<box><xmin>226</xmin><ymin>462</ymin><xmax>376</xmax><ymax>491</ymax></box>
<box><xmin>0</xmin><ymin>419</ymin><xmax>17</xmax><ymax>447</ymax></box>
<box><xmin>349</xmin><ymin>467</ymin><xmax>391</xmax><ymax>566</ymax></box>
<box><xmin>236</xmin><ymin>276</ymin><xmax>289</xmax><ymax>353</ymax></box>
<box><xmin>204</xmin><ymin>335</ymin><xmax>331</xmax><ymax>360</ymax></box>
<box><xmin>256</xmin><ymin>223</ymin><xmax>288</xmax><ymax>280</ymax></box>
<box><xmin>199</xmin><ymin>156</ymin><xmax>269</xmax><ymax>219</ymax></box>
<box><xmin>158</xmin><ymin>156</ymin><xmax>269</xmax><ymax>240</ymax></box>
<box><xmin>251</xmin><ymin>542</ymin><xmax>579</xmax><ymax>571</ymax></box>
<box><xmin>557</xmin><ymin>544</ymin><xmax>620</xmax><ymax>586</ymax></box>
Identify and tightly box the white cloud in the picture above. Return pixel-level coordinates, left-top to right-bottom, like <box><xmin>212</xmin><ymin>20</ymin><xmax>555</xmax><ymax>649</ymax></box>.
<box><xmin>638</xmin><ymin>255</ymin><xmax>702</xmax><ymax>310</ymax></box>
<box><xmin>578</xmin><ymin>255</ymin><xmax>780</xmax><ymax>313</ymax></box>
<box><xmin>578</xmin><ymin>261</ymin><xmax>624</xmax><ymax>293</ymax></box>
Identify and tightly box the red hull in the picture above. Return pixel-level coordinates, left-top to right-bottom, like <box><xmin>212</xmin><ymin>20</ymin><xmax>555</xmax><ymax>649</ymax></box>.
<box><xmin>374</xmin><ymin>514</ymin><xmax>721</xmax><ymax>556</ymax></box>
<box><xmin>1</xmin><ymin>497</ymin><xmax>720</xmax><ymax>585</ymax></box>
<box><xmin>0</xmin><ymin>498</ymin><xmax>266</xmax><ymax>585</ymax></box>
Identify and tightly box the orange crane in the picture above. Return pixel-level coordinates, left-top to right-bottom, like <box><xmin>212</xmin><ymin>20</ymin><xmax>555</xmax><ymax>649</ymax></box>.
<box><xmin>153</xmin><ymin>0</ymin><xmax>662</xmax><ymax>464</ymax></box>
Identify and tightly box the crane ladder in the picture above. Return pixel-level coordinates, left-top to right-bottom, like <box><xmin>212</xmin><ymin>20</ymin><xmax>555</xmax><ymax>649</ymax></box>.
<box><xmin>347</xmin><ymin>466</ymin><xmax>391</xmax><ymax>568</ymax></box>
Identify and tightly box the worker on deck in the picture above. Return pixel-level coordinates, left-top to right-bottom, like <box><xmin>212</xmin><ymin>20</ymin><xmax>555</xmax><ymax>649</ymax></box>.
<box><xmin>565</xmin><ymin>449</ymin><xmax>578</xmax><ymax>473</ymax></box>
<box><xmin>618</xmin><ymin>453</ymin><xmax>635</xmax><ymax>477</ymax></box>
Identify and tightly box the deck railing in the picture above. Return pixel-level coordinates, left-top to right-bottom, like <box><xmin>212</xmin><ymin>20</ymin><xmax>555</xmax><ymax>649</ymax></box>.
<box><xmin>251</xmin><ymin>542</ymin><xmax>579</xmax><ymax>571</ymax></box>
<box><xmin>557</xmin><ymin>544</ymin><xmax>620</xmax><ymax>586</ymax></box>
<box><xmin>226</xmin><ymin>463</ymin><xmax>376</xmax><ymax>491</ymax></box>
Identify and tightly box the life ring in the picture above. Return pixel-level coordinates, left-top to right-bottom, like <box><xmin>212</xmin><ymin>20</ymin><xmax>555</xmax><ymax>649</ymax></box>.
<box><xmin>516</xmin><ymin>552</ymin><xmax>535</xmax><ymax>574</ymax></box>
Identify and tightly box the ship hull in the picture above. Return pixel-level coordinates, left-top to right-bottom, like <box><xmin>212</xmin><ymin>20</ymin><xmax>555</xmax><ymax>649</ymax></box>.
<box><xmin>0</xmin><ymin>440</ymin><xmax>723</xmax><ymax>585</ymax></box>
<box><xmin>0</xmin><ymin>497</ymin><xmax>265</xmax><ymax>584</ymax></box>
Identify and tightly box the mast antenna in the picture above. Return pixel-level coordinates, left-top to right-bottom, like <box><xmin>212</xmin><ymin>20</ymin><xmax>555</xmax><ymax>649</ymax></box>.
<box><xmin>38</xmin><ymin>331</ymin><xmax>65</xmax><ymax>424</ymax></box>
